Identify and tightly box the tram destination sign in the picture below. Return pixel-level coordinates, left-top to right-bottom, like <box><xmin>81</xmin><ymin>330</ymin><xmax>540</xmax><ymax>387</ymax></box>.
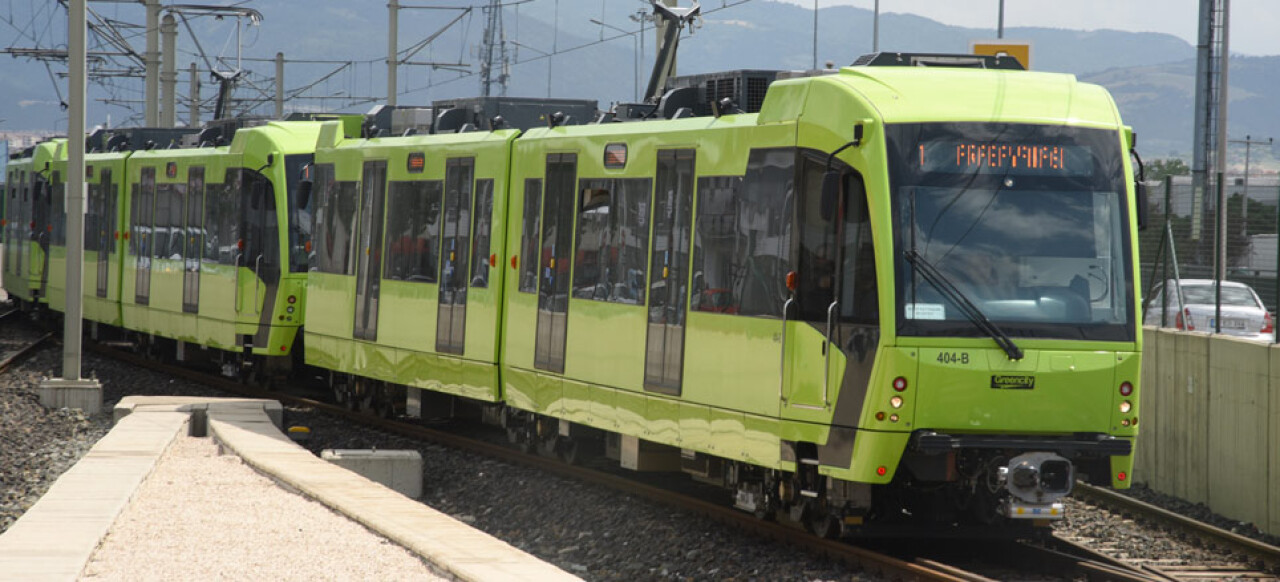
<box><xmin>917</xmin><ymin>141</ymin><xmax>1092</xmax><ymax>177</ymax></box>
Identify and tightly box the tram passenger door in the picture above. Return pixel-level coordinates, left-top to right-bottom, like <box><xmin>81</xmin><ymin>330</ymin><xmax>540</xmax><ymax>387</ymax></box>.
<box><xmin>95</xmin><ymin>169</ymin><xmax>113</xmax><ymax>298</ymax></box>
<box><xmin>353</xmin><ymin>161</ymin><xmax>386</xmax><ymax>341</ymax></box>
<box><xmin>134</xmin><ymin>167</ymin><xmax>155</xmax><ymax>305</ymax></box>
<box><xmin>534</xmin><ymin>153</ymin><xmax>576</xmax><ymax>373</ymax></box>
<box><xmin>436</xmin><ymin>158</ymin><xmax>474</xmax><ymax>355</ymax></box>
<box><xmin>644</xmin><ymin>150</ymin><xmax>695</xmax><ymax>394</ymax></box>
<box><xmin>18</xmin><ymin>171</ymin><xmax>31</xmax><ymax>281</ymax></box>
<box><xmin>182</xmin><ymin>167</ymin><xmax>204</xmax><ymax>313</ymax></box>
<box><xmin>34</xmin><ymin>173</ymin><xmax>52</xmax><ymax>297</ymax></box>
<box><xmin>785</xmin><ymin>156</ymin><xmax>842</xmax><ymax>410</ymax></box>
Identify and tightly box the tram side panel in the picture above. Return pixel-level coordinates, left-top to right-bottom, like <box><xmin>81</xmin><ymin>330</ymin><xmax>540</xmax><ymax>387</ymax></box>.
<box><xmin>305</xmin><ymin>125</ymin><xmax>517</xmax><ymax>406</ymax></box>
<box><xmin>502</xmin><ymin>119</ymin><xmax>814</xmax><ymax>469</ymax></box>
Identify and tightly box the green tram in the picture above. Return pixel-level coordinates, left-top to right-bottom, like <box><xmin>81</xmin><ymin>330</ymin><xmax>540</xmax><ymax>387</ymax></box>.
<box><xmin>22</xmin><ymin>55</ymin><xmax>1143</xmax><ymax>534</ymax></box>
<box><xmin>305</xmin><ymin>59</ymin><xmax>1142</xmax><ymax>533</ymax></box>
<box><xmin>3</xmin><ymin>140</ymin><xmax>61</xmax><ymax>306</ymax></box>
<box><xmin>35</xmin><ymin>122</ymin><xmax>323</xmax><ymax>377</ymax></box>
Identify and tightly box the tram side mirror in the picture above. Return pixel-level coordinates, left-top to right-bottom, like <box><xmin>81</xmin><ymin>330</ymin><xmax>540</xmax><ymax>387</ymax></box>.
<box><xmin>1135</xmin><ymin>181</ymin><xmax>1149</xmax><ymax>231</ymax></box>
<box><xmin>297</xmin><ymin>164</ymin><xmax>313</xmax><ymax>209</ymax></box>
<box><xmin>820</xmin><ymin>170</ymin><xmax>841</xmax><ymax>221</ymax></box>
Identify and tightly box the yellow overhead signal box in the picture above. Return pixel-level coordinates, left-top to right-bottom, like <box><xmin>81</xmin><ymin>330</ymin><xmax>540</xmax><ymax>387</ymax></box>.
<box><xmin>971</xmin><ymin>41</ymin><xmax>1032</xmax><ymax>70</ymax></box>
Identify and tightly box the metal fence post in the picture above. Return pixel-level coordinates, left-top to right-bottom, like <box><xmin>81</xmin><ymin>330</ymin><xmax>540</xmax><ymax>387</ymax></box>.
<box><xmin>1161</xmin><ymin>175</ymin><xmax>1172</xmax><ymax>326</ymax></box>
<box><xmin>1214</xmin><ymin>171</ymin><xmax>1223</xmax><ymax>334</ymax></box>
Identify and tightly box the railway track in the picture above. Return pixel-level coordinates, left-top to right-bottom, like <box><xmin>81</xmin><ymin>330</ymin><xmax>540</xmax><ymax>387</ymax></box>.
<box><xmin>0</xmin><ymin>309</ymin><xmax>52</xmax><ymax>374</ymax></box>
<box><xmin>1070</xmin><ymin>482</ymin><xmax>1280</xmax><ymax>580</ymax></box>
<box><xmin>83</xmin><ymin>340</ymin><xmax>1187</xmax><ymax>581</ymax></box>
<box><xmin>84</xmin><ymin>342</ymin><xmax>963</xmax><ymax>580</ymax></box>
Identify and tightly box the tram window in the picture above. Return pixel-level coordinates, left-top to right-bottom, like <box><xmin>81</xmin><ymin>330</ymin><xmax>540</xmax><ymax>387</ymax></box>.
<box><xmin>168</xmin><ymin>181</ymin><xmax>187</xmax><ymax>260</ymax></box>
<box><xmin>129</xmin><ymin>183</ymin><xmax>140</xmax><ymax>257</ymax></box>
<box><xmin>518</xmin><ymin>179</ymin><xmax>542</xmax><ymax>294</ymax></box>
<box><xmin>84</xmin><ymin>181</ymin><xmax>97</xmax><ymax>252</ymax></box>
<box><xmin>51</xmin><ymin>171</ymin><xmax>65</xmax><ymax>246</ymax></box>
<box><xmin>691</xmin><ymin>176</ymin><xmax>739</xmax><ymax>314</ymax></box>
<box><xmin>839</xmin><ymin>172</ymin><xmax>879</xmax><ymax>324</ymax></box>
<box><xmin>208</xmin><ymin>168</ymin><xmax>242</xmax><ymax>266</ymax></box>
<box><xmin>470</xmin><ymin>179</ymin><xmax>494</xmax><ymax>288</ymax></box>
<box><xmin>572</xmin><ymin>178</ymin><xmax>651</xmax><ymax>304</ymax></box>
<box><xmin>383</xmin><ymin>180</ymin><xmax>442</xmax><ymax>283</ymax></box>
<box><xmin>310</xmin><ymin>163</ymin><xmax>360</xmax><ymax>276</ymax></box>
<box><xmin>690</xmin><ymin>149</ymin><xmax>795</xmax><ymax>318</ymax></box>
<box><xmin>153</xmin><ymin>183</ymin><xmax>174</xmax><ymax>260</ymax></box>
<box><xmin>795</xmin><ymin>154</ymin><xmax>839</xmax><ymax>322</ymax></box>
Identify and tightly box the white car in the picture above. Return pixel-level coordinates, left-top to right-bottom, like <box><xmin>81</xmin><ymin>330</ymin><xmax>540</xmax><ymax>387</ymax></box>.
<box><xmin>1144</xmin><ymin>279</ymin><xmax>1273</xmax><ymax>341</ymax></box>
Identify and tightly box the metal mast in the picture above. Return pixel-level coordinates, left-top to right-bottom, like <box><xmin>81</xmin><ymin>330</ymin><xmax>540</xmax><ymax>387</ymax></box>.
<box><xmin>1192</xmin><ymin>0</ymin><xmax>1229</xmax><ymax>244</ymax></box>
<box><xmin>480</xmin><ymin>0</ymin><xmax>510</xmax><ymax>97</ymax></box>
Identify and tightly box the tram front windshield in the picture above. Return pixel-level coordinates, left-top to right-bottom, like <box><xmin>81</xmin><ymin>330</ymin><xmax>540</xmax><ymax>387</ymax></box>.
<box><xmin>887</xmin><ymin>123</ymin><xmax>1135</xmax><ymax>342</ymax></box>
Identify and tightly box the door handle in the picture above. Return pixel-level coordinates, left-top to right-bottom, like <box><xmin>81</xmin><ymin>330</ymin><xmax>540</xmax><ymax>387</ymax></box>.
<box><xmin>779</xmin><ymin>297</ymin><xmax>794</xmax><ymax>402</ymax></box>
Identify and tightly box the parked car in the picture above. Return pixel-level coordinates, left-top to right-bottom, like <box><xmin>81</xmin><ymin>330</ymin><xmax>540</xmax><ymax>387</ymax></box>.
<box><xmin>1144</xmin><ymin>279</ymin><xmax>1273</xmax><ymax>340</ymax></box>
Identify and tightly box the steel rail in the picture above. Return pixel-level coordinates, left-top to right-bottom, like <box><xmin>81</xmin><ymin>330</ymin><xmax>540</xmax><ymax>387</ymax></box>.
<box><xmin>1074</xmin><ymin>482</ymin><xmax>1280</xmax><ymax>573</ymax></box>
<box><xmin>0</xmin><ymin>330</ymin><xmax>53</xmax><ymax>375</ymax></box>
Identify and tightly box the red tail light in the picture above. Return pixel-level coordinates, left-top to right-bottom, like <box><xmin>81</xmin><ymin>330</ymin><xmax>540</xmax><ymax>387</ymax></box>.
<box><xmin>1263</xmin><ymin>312</ymin><xmax>1274</xmax><ymax>334</ymax></box>
<box><xmin>1119</xmin><ymin>382</ymin><xmax>1133</xmax><ymax>397</ymax></box>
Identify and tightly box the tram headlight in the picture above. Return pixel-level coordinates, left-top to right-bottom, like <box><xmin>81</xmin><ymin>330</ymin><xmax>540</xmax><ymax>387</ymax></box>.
<box><xmin>889</xmin><ymin>396</ymin><xmax>903</xmax><ymax>409</ymax></box>
<box><xmin>1119</xmin><ymin>400</ymin><xmax>1132</xmax><ymax>414</ymax></box>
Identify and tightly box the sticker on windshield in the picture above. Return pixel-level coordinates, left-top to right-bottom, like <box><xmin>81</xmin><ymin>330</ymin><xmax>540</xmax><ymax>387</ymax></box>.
<box><xmin>906</xmin><ymin>303</ymin><xmax>946</xmax><ymax>320</ymax></box>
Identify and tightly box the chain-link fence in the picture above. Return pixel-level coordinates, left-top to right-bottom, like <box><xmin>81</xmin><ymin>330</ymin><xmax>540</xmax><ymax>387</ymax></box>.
<box><xmin>1140</xmin><ymin>173</ymin><xmax>1280</xmax><ymax>339</ymax></box>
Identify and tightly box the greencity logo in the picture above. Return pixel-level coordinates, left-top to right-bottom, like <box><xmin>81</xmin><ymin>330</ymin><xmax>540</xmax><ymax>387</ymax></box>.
<box><xmin>990</xmin><ymin>374</ymin><xmax>1035</xmax><ymax>390</ymax></box>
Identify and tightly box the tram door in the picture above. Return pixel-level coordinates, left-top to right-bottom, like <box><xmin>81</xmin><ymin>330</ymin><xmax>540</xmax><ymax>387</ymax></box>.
<box><xmin>534</xmin><ymin>153</ymin><xmax>576</xmax><ymax>373</ymax></box>
<box><xmin>436</xmin><ymin>158</ymin><xmax>474</xmax><ymax>355</ymax></box>
<box><xmin>94</xmin><ymin>168</ymin><xmax>114</xmax><ymax>298</ymax></box>
<box><xmin>134</xmin><ymin>167</ymin><xmax>155</xmax><ymax>305</ymax></box>
<box><xmin>182</xmin><ymin>167</ymin><xmax>204</xmax><ymax>313</ymax></box>
<box><xmin>644</xmin><ymin>150</ymin><xmax>695</xmax><ymax>394</ymax></box>
<box><xmin>34</xmin><ymin>173</ymin><xmax>52</xmax><ymax>297</ymax></box>
<box><xmin>353</xmin><ymin>161</ymin><xmax>386</xmax><ymax>341</ymax></box>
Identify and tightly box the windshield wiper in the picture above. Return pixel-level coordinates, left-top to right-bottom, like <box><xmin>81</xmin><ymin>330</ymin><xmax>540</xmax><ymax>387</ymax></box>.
<box><xmin>904</xmin><ymin>249</ymin><xmax>1024</xmax><ymax>360</ymax></box>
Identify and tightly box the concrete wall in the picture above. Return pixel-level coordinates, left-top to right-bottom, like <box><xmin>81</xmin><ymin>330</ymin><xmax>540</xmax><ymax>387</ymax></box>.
<box><xmin>1137</xmin><ymin>327</ymin><xmax>1278</xmax><ymax>536</ymax></box>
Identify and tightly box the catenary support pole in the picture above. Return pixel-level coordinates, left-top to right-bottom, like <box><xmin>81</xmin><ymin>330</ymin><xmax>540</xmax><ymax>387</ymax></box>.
<box><xmin>161</xmin><ymin>14</ymin><xmax>177</xmax><ymax>128</ymax></box>
<box><xmin>144</xmin><ymin>0</ymin><xmax>160</xmax><ymax>126</ymax></box>
<box><xmin>189</xmin><ymin>62</ymin><xmax>199</xmax><ymax>127</ymax></box>
<box><xmin>387</xmin><ymin>0</ymin><xmax>398</xmax><ymax>106</ymax></box>
<box><xmin>38</xmin><ymin>0</ymin><xmax>102</xmax><ymax>415</ymax></box>
<box><xmin>275</xmin><ymin>52</ymin><xmax>285</xmax><ymax>119</ymax></box>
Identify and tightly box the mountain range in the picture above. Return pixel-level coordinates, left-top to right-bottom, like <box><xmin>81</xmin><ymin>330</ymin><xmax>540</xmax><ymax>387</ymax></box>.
<box><xmin>1</xmin><ymin>0</ymin><xmax>1276</xmax><ymax>165</ymax></box>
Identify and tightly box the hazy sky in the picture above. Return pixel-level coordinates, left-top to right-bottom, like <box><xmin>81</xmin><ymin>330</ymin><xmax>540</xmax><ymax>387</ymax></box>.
<box><xmin>781</xmin><ymin>0</ymin><xmax>1278</xmax><ymax>56</ymax></box>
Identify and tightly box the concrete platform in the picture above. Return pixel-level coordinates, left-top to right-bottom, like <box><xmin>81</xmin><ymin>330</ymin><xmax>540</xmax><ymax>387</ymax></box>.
<box><xmin>0</xmin><ymin>396</ymin><xmax>579</xmax><ymax>582</ymax></box>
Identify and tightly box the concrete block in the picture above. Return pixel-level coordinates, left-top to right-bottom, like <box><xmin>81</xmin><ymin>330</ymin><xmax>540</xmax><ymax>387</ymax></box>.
<box><xmin>322</xmin><ymin>449</ymin><xmax>423</xmax><ymax>499</ymax></box>
<box><xmin>112</xmin><ymin>396</ymin><xmax>283</xmax><ymax>429</ymax></box>
<box><xmin>37</xmin><ymin>378</ymin><xmax>103</xmax><ymax>416</ymax></box>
